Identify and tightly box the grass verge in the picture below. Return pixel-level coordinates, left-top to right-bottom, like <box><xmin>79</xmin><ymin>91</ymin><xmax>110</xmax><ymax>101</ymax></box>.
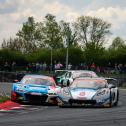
<box><xmin>0</xmin><ymin>95</ymin><xmax>10</xmax><ymax>103</ymax></box>
<box><xmin>119</xmin><ymin>86</ymin><xmax>126</xmax><ymax>89</ymax></box>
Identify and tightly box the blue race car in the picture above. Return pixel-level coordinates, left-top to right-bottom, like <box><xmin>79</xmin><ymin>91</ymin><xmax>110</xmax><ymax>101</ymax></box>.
<box><xmin>11</xmin><ymin>75</ymin><xmax>60</xmax><ymax>104</ymax></box>
<box><xmin>57</xmin><ymin>77</ymin><xmax>119</xmax><ymax>107</ymax></box>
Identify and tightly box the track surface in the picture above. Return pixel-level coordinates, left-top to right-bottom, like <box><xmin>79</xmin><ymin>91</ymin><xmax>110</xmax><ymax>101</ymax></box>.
<box><xmin>0</xmin><ymin>83</ymin><xmax>126</xmax><ymax>126</ymax></box>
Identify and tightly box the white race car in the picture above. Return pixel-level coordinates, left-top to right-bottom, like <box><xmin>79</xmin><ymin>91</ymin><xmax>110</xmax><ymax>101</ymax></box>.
<box><xmin>62</xmin><ymin>70</ymin><xmax>98</xmax><ymax>85</ymax></box>
<box><xmin>57</xmin><ymin>77</ymin><xmax>119</xmax><ymax>107</ymax></box>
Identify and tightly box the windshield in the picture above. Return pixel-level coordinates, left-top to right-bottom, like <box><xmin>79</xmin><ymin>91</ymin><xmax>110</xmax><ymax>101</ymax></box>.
<box><xmin>106</xmin><ymin>79</ymin><xmax>118</xmax><ymax>86</ymax></box>
<box><xmin>21</xmin><ymin>77</ymin><xmax>53</xmax><ymax>86</ymax></box>
<box><xmin>55</xmin><ymin>70</ymin><xmax>67</xmax><ymax>76</ymax></box>
<box><xmin>71</xmin><ymin>79</ymin><xmax>107</xmax><ymax>89</ymax></box>
<box><xmin>72</xmin><ymin>71</ymin><xmax>98</xmax><ymax>78</ymax></box>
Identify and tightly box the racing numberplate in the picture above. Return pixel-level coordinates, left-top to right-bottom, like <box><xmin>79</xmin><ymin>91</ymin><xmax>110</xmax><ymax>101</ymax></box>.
<box><xmin>77</xmin><ymin>97</ymin><xmax>87</xmax><ymax>100</ymax></box>
<box><xmin>30</xmin><ymin>92</ymin><xmax>42</xmax><ymax>95</ymax></box>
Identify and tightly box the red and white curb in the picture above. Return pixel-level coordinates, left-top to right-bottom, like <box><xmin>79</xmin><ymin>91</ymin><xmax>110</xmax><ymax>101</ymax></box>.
<box><xmin>0</xmin><ymin>101</ymin><xmax>23</xmax><ymax>111</ymax></box>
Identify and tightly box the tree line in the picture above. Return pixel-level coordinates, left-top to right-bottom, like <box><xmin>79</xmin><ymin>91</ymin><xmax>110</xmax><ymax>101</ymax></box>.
<box><xmin>0</xmin><ymin>14</ymin><xmax>126</xmax><ymax>68</ymax></box>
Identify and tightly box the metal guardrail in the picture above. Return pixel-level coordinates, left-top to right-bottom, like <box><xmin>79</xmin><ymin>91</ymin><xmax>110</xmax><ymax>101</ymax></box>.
<box><xmin>0</xmin><ymin>71</ymin><xmax>126</xmax><ymax>86</ymax></box>
<box><xmin>0</xmin><ymin>71</ymin><xmax>26</xmax><ymax>82</ymax></box>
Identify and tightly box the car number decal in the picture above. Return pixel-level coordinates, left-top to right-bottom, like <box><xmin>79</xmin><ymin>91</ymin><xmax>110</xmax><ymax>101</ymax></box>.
<box><xmin>79</xmin><ymin>92</ymin><xmax>85</xmax><ymax>96</ymax></box>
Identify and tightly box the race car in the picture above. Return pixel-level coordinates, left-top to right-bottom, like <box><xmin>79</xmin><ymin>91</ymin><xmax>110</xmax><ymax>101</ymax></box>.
<box><xmin>61</xmin><ymin>70</ymin><xmax>98</xmax><ymax>85</ymax></box>
<box><xmin>57</xmin><ymin>77</ymin><xmax>119</xmax><ymax>107</ymax></box>
<box><xmin>11</xmin><ymin>75</ymin><xmax>60</xmax><ymax>104</ymax></box>
<box><xmin>54</xmin><ymin>70</ymin><xmax>68</xmax><ymax>85</ymax></box>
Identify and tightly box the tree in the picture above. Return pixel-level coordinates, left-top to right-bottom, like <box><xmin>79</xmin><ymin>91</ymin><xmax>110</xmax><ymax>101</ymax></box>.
<box><xmin>60</xmin><ymin>20</ymin><xmax>77</xmax><ymax>47</ymax></box>
<box><xmin>35</xmin><ymin>22</ymin><xmax>45</xmax><ymax>48</ymax></box>
<box><xmin>107</xmin><ymin>37</ymin><xmax>126</xmax><ymax>64</ymax></box>
<box><xmin>42</xmin><ymin>14</ymin><xmax>63</xmax><ymax>49</ymax></box>
<box><xmin>74</xmin><ymin>16</ymin><xmax>111</xmax><ymax>48</ymax></box>
<box><xmin>2</xmin><ymin>37</ymin><xmax>26</xmax><ymax>53</ymax></box>
<box><xmin>16</xmin><ymin>17</ymin><xmax>42</xmax><ymax>53</ymax></box>
<box><xmin>0</xmin><ymin>48</ymin><xmax>26</xmax><ymax>65</ymax></box>
<box><xmin>68</xmin><ymin>46</ymin><xmax>84</xmax><ymax>65</ymax></box>
<box><xmin>109</xmin><ymin>37</ymin><xmax>126</xmax><ymax>50</ymax></box>
<box><xmin>83</xmin><ymin>42</ymin><xmax>105</xmax><ymax>65</ymax></box>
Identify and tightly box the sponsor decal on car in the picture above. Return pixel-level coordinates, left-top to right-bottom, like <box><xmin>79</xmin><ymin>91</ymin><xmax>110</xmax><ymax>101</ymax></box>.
<box><xmin>79</xmin><ymin>92</ymin><xmax>85</xmax><ymax>96</ymax></box>
<box><xmin>30</xmin><ymin>92</ymin><xmax>42</xmax><ymax>95</ymax></box>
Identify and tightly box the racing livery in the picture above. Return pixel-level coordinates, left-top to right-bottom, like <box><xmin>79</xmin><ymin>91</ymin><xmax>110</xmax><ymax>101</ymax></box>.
<box><xmin>54</xmin><ymin>70</ymin><xmax>68</xmax><ymax>85</ymax></box>
<box><xmin>57</xmin><ymin>77</ymin><xmax>119</xmax><ymax>107</ymax></box>
<box><xmin>62</xmin><ymin>70</ymin><xmax>98</xmax><ymax>85</ymax></box>
<box><xmin>11</xmin><ymin>75</ymin><xmax>60</xmax><ymax>104</ymax></box>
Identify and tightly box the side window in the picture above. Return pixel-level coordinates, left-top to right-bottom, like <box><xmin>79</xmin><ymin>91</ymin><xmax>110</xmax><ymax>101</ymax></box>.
<box><xmin>106</xmin><ymin>79</ymin><xmax>118</xmax><ymax>86</ymax></box>
<box><xmin>65</xmin><ymin>72</ymin><xmax>68</xmax><ymax>78</ymax></box>
<box><xmin>66</xmin><ymin>72</ymin><xmax>71</xmax><ymax>78</ymax></box>
<box><xmin>69</xmin><ymin>72</ymin><xmax>72</xmax><ymax>78</ymax></box>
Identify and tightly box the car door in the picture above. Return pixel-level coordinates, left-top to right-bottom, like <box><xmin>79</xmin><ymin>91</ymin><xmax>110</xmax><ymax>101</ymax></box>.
<box><xmin>63</xmin><ymin>72</ymin><xmax>72</xmax><ymax>85</ymax></box>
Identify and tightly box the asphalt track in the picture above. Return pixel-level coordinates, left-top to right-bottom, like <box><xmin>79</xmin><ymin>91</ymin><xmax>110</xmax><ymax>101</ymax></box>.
<box><xmin>0</xmin><ymin>83</ymin><xmax>126</xmax><ymax>126</ymax></box>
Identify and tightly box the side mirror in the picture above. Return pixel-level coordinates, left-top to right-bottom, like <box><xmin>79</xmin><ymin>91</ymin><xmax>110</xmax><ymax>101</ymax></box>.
<box><xmin>61</xmin><ymin>81</ymin><xmax>67</xmax><ymax>88</ymax></box>
<box><xmin>67</xmin><ymin>80</ymin><xmax>70</xmax><ymax>87</ymax></box>
<box><xmin>73</xmin><ymin>77</ymin><xmax>76</xmax><ymax>81</ymax></box>
<box><xmin>108</xmin><ymin>84</ymin><xmax>116</xmax><ymax>89</ymax></box>
<box><xmin>13</xmin><ymin>79</ymin><xmax>19</xmax><ymax>83</ymax></box>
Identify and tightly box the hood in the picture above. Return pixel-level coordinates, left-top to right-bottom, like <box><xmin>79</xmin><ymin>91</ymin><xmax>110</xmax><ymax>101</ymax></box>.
<box><xmin>56</xmin><ymin>75</ymin><xmax>64</xmax><ymax>79</ymax></box>
<box><xmin>15</xmin><ymin>84</ymin><xmax>49</xmax><ymax>94</ymax></box>
<box><xmin>70</xmin><ymin>88</ymin><xmax>97</xmax><ymax>100</ymax></box>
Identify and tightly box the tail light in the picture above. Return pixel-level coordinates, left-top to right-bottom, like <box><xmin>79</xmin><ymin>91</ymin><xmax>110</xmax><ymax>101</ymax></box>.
<box><xmin>11</xmin><ymin>91</ymin><xmax>17</xmax><ymax>101</ymax></box>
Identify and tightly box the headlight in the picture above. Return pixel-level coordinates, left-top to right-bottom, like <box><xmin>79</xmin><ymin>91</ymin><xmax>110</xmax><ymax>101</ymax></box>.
<box><xmin>17</xmin><ymin>84</ymin><xmax>24</xmax><ymax>88</ymax></box>
<box><xmin>49</xmin><ymin>93</ymin><xmax>56</xmax><ymax>95</ymax></box>
<box><xmin>16</xmin><ymin>89</ymin><xmax>25</xmax><ymax>92</ymax></box>
<box><xmin>63</xmin><ymin>89</ymin><xmax>69</xmax><ymax>95</ymax></box>
<box><xmin>16</xmin><ymin>84</ymin><xmax>25</xmax><ymax>92</ymax></box>
<box><xmin>96</xmin><ymin>90</ymin><xmax>106</xmax><ymax>96</ymax></box>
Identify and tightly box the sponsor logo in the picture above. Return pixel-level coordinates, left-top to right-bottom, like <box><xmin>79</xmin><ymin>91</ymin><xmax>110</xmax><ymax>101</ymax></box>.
<box><xmin>30</xmin><ymin>92</ymin><xmax>42</xmax><ymax>95</ymax></box>
<box><xmin>79</xmin><ymin>92</ymin><xmax>85</xmax><ymax>96</ymax></box>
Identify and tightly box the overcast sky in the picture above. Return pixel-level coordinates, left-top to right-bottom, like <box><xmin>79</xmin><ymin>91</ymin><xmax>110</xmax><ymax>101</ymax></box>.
<box><xmin>0</xmin><ymin>0</ymin><xmax>126</xmax><ymax>46</ymax></box>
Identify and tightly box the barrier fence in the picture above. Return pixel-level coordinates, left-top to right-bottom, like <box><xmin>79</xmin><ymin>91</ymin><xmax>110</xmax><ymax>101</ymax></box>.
<box><xmin>0</xmin><ymin>71</ymin><xmax>126</xmax><ymax>86</ymax></box>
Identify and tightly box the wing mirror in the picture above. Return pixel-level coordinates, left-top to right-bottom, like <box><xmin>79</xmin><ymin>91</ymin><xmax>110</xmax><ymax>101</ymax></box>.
<box><xmin>61</xmin><ymin>80</ymin><xmax>69</xmax><ymax>88</ymax></box>
<box><xmin>67</xmin><ymin>81</ymin><xmax>70</xmax><ymax>87</ymax></box>
<box><xmin>61</xmin><ymin>81</ymin><xmax>66</xmax><ymax>88</ymax></box>
<box><xmin>13</xmin><ymin>79</ymin><xmax>19</xmax><ymax>83</ymax></box>
<box><xmin>108</xmin><ymin>84</ymin><xmax>116</xmax><ymax>89</ymax></box>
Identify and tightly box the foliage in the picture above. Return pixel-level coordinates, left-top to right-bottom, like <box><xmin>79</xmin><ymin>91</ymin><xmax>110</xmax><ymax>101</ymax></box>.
<box><xmin>106</xmin><ymin>37</ymin><xmax>126</xmax><ymax>65</ymax></box>
<box><xmin>68</xmin><ymin>46</ymin><xmax>84</xmax><ymax>65</ymax></box>
<box><xmin>27</xmin><ymin>48</ymin><xmax>50</xmax><ymax>63</ymax></box>
<box><xmin>0</xmin><ymin>49</ymin><xmax>26</xmax><ymax>64</ymax></box>
<box><xmin>42</xmin><ymin>14</ymin><xmax>63</xmax><ymax>49</ymax></box>
<box><xmin>109</xmin><ymin>37</ymin><xmax>125</xmax><ymax>50</ymax></box>
<box><xmin>2</xmin><ymin>17</ymin><xmax>42</xmax><ymax>54</ymax></box>
<box><xmin>107</xmin><ymin>46</ymin><xmax>126</xmax><ymax>64</ymax></box>
<box><xmin>83</xmin><ymin>42</ymin><xmax>105</xmax><ymax>65</ymax></box>
<box><xmin>16</xmin><ymin>17</ymin><xmax>40</xmax><ymax>53</ymax></box>
<box><xmin>1</xmin><ymin>14</ymin><xmax>126</xmax><ymax>67</ymax></box>
<box><xmin>60</xmin><ymin>20</ymin><xmax>77</xmax><ymax>47</ymax></box>
<box><xmin>74</xmin><ymin>16</ymin><xmax>111</xmax><ymax>48</ymax></box>
<box><xmin>0</xmin><ymin>96</ymin><xmax>10</xmax><ymax>103</ymax></box>
<box><xmin>26</xmin><ymin>47</ymin><xmax>83</xmax><ymax>66</ymax></box>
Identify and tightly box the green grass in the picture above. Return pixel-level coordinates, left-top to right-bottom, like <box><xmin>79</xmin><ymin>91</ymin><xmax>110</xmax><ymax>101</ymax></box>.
<box><xmin>119</xmin><ymin>87</ymin><xmax>126</xmax><ymax>89</ymax></box>
<box><xmin>0</xmin><ymin>96</ymin><xmax>10</xmax><ymax>103</ymax></box>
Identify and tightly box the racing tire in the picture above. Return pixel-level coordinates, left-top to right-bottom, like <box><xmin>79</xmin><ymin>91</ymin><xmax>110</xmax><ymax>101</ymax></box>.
<box><xmin>57</xmin><ymin>98</ymin><xmax>68</xmax><ymax>108</ymax></box>
<box><xmin>108</xmin><ymin>90</ymin><xmax>112</xmax><ymax>108</ymax></box>
<box><xmin>61</xmin><ymin>80</ymin><xmax>63</xmax><ymax>84</ymax></box>
<box><xmin>114</xmin><ymin>90</ymin><xmax>119</xmax><ymax>106</ymax></box>
<box><xmin>67</xmin><ymin>80</ymin><xmax>70</xmax><ymax>86</ymax></box>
